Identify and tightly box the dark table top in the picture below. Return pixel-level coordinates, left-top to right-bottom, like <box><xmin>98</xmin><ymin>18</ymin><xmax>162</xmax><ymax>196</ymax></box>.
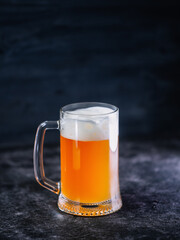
<box><xmin>0</xmin><ymin>140</ymin><xmax>180</xmax><ymax>240</ymax></box>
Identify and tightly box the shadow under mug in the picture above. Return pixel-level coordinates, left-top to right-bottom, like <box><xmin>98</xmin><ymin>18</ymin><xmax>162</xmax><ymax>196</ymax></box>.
<box><xmin>33</xmin><ymin>102</ymin><xmax>122</xmax><ymax>216</ymax></box>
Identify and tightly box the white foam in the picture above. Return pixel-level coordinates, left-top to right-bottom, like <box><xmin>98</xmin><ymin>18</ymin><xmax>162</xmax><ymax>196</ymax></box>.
<box><xmin>61</xmin><ymin>106</ymin><xmax>118</xmax><ymax>151</ymax></box>
<box><xmin>66</xmin><ymin>106</ymin><xmax>113</xmax><ymax>116</ymax></box>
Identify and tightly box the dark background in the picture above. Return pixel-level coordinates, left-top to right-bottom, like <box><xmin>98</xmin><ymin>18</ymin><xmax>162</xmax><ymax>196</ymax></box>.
<box><xmin>0</xmin><ymin>0</ymin><xmax>180</xmax><ymax>147</ymax></box>
<box><xmin>0</xmin><ymin>2</ymin><xmax>180</xmax><ymax>240</ymax></box>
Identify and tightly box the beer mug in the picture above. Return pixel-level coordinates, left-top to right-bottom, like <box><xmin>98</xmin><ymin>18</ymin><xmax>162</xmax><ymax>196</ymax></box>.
<box><xmin>33</xmin><ymin>102</ymin><xmax>122</xmax><ymax>216</ymax></box>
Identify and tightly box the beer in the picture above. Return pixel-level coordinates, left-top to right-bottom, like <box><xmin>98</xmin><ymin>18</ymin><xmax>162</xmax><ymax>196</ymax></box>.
<box><xmin>60</xmin><ymin>107</ymin><xmax>119</xmax><ymax>203</ymax></box>
<box><xmin>34</xmin><ymin>102</ymin><xmax>122</xmax><ymax>216</ymax></box>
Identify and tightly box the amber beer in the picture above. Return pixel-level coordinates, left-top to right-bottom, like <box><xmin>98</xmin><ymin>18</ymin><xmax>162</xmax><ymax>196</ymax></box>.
<box><xmin>61</xmin><ymin>136</ymin><xmax>118</xmax><ymax>203</ymax></box>
<box><xmin>60</xmin><ymin>106</ymin><xmax>119</xmax><ymax>204</ymax></box>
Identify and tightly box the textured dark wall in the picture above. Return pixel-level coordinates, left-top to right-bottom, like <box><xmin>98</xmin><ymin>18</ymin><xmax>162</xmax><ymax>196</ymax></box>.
<box><xmin>0</xmin><ymin>0</ymin><xmax>180</xmax><ymax>146</ymax></box>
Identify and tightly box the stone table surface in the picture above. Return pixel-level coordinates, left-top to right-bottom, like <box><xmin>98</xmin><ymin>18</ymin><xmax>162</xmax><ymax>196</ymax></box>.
<box><xmin>0</xmin><ymin>140</ymin><xmax>180</xmax><ymax>240</ymax></box>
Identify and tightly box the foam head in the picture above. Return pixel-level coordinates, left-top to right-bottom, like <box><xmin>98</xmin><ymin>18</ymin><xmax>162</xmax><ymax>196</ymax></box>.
<box><xmin>61</xmin><ymin>106</ymin><xmax>118</xmax><ymax>150</ymax></box>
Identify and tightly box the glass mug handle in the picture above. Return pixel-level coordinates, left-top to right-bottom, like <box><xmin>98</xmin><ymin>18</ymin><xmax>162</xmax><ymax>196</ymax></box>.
<box><xmin>33</xmin><ymin>121</ymin><xmax>60</xmax><ymax>194</ymax></box>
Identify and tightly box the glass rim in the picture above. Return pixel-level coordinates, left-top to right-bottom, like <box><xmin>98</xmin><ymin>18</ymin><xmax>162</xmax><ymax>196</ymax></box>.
<box><xmin>60</xmin><ymin>102</ymin><xmax>119</xmax><ymax>117</ymax></box>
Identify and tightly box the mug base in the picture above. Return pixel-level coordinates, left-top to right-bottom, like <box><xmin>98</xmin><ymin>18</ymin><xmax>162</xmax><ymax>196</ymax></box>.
<box><xmin>58</xmin><ymin>194</ymin><xmax>122</xmax><ymax>216</ymax></box>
